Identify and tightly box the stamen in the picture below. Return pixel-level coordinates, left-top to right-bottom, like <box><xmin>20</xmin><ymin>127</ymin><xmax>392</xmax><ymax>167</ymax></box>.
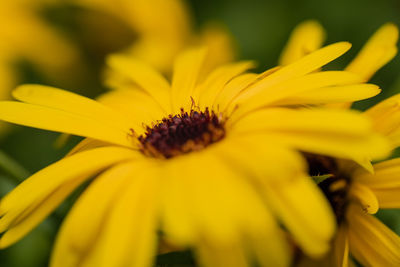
<box><xmin>138</xmin><ymin>108</ymin><xmax>225</xmax><ymax>158</ymax></box>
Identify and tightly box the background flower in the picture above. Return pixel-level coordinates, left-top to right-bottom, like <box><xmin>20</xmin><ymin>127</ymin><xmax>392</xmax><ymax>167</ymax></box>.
<box><xmin>280</xmin><ymin>17</ymin><xmax>400</xmax><ymax>267</ymax></box>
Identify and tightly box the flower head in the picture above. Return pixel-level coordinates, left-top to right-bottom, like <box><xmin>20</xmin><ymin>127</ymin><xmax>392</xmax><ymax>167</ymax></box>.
<box><xmin>283</xmin><ymin>21</ymin><xmax>400</xmax><ymax>266</ymax></box>
<box><xmin>0</xmin><ymin>42</ymin><xmax>389</xmax><ymax>266</ymax></box>
<box><xmin>319</xmin><ymin>93</ymin><xmax>400</xmax><ymax>267</ymax></box>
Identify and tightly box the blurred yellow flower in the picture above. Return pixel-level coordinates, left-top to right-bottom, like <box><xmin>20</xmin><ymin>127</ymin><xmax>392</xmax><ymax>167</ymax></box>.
<box><xmin>0</xmin><ymin>1</ymin><xmax>78</xmax><ymax>83</ymax></box>
<box><xmin>0</xmin><ymin>44</ymin><xmax>389</xmax><ymax>267</ymax></box>
<box><xmin>302</xmin><ymin>94</ymin><xmax>400</xmax><ymax>266</ymax></box>
<box><xmin>282</xmin><ymin>22</ymin><xmax>400</xmax><ymax>266</ymax></box>
<box><xmin>0</xmin><ymin>0</ymin><xmax>78</xmax><ymax>133</ymax></box>
<box><xmin>72</xmin><ymin>0</ymin><xmax>236</xmax><ymax>74</ymax></box>
<box><xmin>0</xmin><ymin>0</ymin><xmax>235</xmax><ymax>109</ymax></box>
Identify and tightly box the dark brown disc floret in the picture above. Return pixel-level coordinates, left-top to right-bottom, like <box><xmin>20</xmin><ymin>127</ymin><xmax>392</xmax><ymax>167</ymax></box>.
<box><xmin>304</xmin><ymin>153</ymin><xmax>352</xmax><ymax>223</ymax></box>
<box><xmin>138</xmin><ymin>108</ymin><xmax>225</xmax><ymax>158</ymax></box>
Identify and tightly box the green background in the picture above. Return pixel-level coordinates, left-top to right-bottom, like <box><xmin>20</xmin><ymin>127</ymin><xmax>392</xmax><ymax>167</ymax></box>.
<box><xmin>1</xmin><ymin>0</ymin><xmax>400</xmax><ymax>266</ymax></box>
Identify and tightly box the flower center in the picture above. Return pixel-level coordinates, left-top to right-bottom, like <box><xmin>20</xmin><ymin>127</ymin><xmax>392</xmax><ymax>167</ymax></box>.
<box><xmin>138</xmin><ymin>108</ymin><xmax>226</xmax><ymax>158</ymax></box>
<box><xmin>304</xmin><ymin>153</ymin><xmax>351</xmax><ymax>223</ymax></box>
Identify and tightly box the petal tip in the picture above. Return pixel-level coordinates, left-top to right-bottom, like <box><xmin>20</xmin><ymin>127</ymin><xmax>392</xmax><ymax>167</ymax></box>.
<box><xmin>339</xmin><ymin>41</ymin><xmax>352</xmax><ymax>51</ymax></box>
<box><xmin>381</xmin><ymin>22</ymin><xmax>399</xmax><ymax>41</ymax></box>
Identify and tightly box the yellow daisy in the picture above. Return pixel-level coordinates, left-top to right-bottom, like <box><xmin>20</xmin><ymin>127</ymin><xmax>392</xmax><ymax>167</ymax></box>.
<box><xmin>301</xmin><ymin>95</ymin><xmax>400</xmax><ymax>266</ymax></box>
<box><xmin>0</xmin><ymin>44</ymin><xmax>389</xmax><ymax>266</ymax></box>
<box><xmin>71</xmin><ymin>0</ymin><xmax>235</xmax><ymax>73</ymax></box>
<box><xmin>280</xmin><ymin>21</ymin><xmax>400</xmax><ymax>266</ymax></box>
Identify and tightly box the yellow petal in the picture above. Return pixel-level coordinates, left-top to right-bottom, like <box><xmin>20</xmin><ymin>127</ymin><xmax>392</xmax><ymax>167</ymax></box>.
<box><xmin>248</xmin><ymin>227</ymin><xmax>291</xmax><ymax>267</ymax></box>
<box><xmin>346</xmin><ymin>23</ymin><xmax>399</xmax><ymax>81</ymax></box>
<box><xmin>296</xmin><ymin>226</ymin><xmax>349</xmax><ymax>267</ymax></box>
<box><xmin>355</xmin><ymin>158</ymin><xmax>400</xmax><ymax>188</ymax></box>
<box><xmin>213</xmin><ymin>73</ymin><xmax>259</xmax><ymax>112</ymax></box>
<box><xmin>234</xmin><ymin>42</ymin><xmax>352</xmax><ymax>102</ymax></box>
<box><xmin>160</xmin><ymin>159</ymin><xmax>196</xmax><ymax>245</ymax></box>
<box><xmin>171</xmin><ymin>47</ymin><xmax>207</xmax><ymax>112</ymax></box>
<box><xmin>364</xmin><ymin>93</ymin><xmax>400</xmax><ymax>145</ymax></box>
<box><xmin>191</xmin><ymin>138</ymin><xmax>293</xmax><ymax>266</ymax></box>
<box><xmin>196</xmin><ymin>61</ymin><xmax>255</xmax><ymax>109</ymax></box>
<box><xmin>97</xmin><ymin>88</ymin><xmax>167</xmax><ymax>135</ymax></box>
<box><xmin>0</xmin><ymin>147</ymin><xmax>140</xmax><ymax>248</ymax></box>
<box><xmin>349</xmin><ymin>182</ymin><xmax>379</xmax><ymax>214</ymax></box>
<box><xmin>50</xmin><ymin>160</ymin><xmax>156</xmax><ymax>267</ymax></box>
<box><xmin>353</xmin><ymin>157</ymin><xmax>375</xmax><ymax>174</ymax></box>
<box><xmin>263</xmin><ymin>175</ymin><xmax>336</xmax><ymax>257</ymax></box>
<box><xmin>364</xmin><ymin>93</ymin><xmax>400</xmax><ymax>121</ymax></box>
<box><xmin>106</xmin><ymin>54</ymin><xmax>171</xmax><ymax>112</ymax></box>
<box><xmin>333</xmin><ymin>225</ymin><xmax>349</xmax><ymax>267</ymax></box>
<box><xmin>230</xmin><ymin>108</ymin><xmax>390</xmax><ymax>161</ymax></box>
<box><xmin>161</xmin><ymin>150</ymin><xmax>276</xmax><ymax>246</ymax></box>
<box><xmin>0</xmin><ymin>177</ymin><xmax>85</xmax><ymax>249</ymax></box>
<box><xmin>0</xmin><ymin>101</ymin><xmax>133</xmax><ymax>147</ymax></box>
<box><xmin>13</xmin><ymin>84</ymin><xmax>131</xmax><ymax>131</ymax></box>
<box><xmin>50</xmin><ymin>163</ymin><xmax>131</xmax><ymax>267</ymax></box>
<box><xmin>339</xmin><ymin>150</ymin><xmax>378</xmax><ymax>174</ymax></box>
<box><xmin>279</xmin><ymin>20</ymin><xmax>326</xmax><ymax>66</ymax></box>
<box><xmin>0</xmin><ymin>146</ymin><xmax>139</xmax><ymax>215</ymax></box>
<box><xmin>213</xmin><ymin>136</ymin><xmax>324</xmax><ymax>262</ymax></box>
<box><xmin>371</xmin><ymin>188</ymin><xmax>400</xmax><ymax>209</ymax></box>
<box><xmin>272</xmin><ymin>84</ymin><xmax>380</xmax><ymax>106</ymax></box>
<box><xmin>66</xmin><ymin>138</ymin><xmax>110</xmax><ymax>156</ymax></box>
<box><xmin>268</xmin><ymin>132</ymin><xmax>388</xmax><ymax>166</ymax></box>
<box><xmin>81</xmin><ymin>161</ymin><xmax>160</xmax><ymax>267</ymax></box>
<box><xmin>229</xmin><ymin>70</ymin><xmax>363</xmax><ymax>120</ymax></box>
<box><xmin>212</xmin><ymin>134</ymin><xmax>306</xmax><ymax>182</ymax></box>
<box><xmin>347</xmin><ymin>204</ymin><xmax>400</xmax><ymax>266</ymax></box>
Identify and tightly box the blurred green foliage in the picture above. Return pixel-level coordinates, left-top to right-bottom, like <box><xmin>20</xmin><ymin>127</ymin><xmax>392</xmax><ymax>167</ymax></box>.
<box><xmin>1</xmin><ymin>0</ymin><xmax>400</xmax><ymax>266</ymax></box>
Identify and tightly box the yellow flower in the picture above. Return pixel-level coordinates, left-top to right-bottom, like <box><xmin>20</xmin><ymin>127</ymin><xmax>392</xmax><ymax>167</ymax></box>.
<box><xmin>72</xmin><ymin>0</ymin><xmax>236</xmax><ymax>73</ymax></box>
<box><xmin>0</xmin><ymin>44</ymin><xmax>389</xmax><ymax>267</ymax></box>
<box><xmin>302</xmin><ymin>96</ymin><xmax>400</xmax><ymax>266</ymax></box>
<box><xmin>282</xmin><ymin>22</ymin><xmax>400</xmax><ymax>266</ymax></box>
<box><xmin>329</xmin><ymin>94</ymin><xmax>400</xmax><ymax>267</ymax></box>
